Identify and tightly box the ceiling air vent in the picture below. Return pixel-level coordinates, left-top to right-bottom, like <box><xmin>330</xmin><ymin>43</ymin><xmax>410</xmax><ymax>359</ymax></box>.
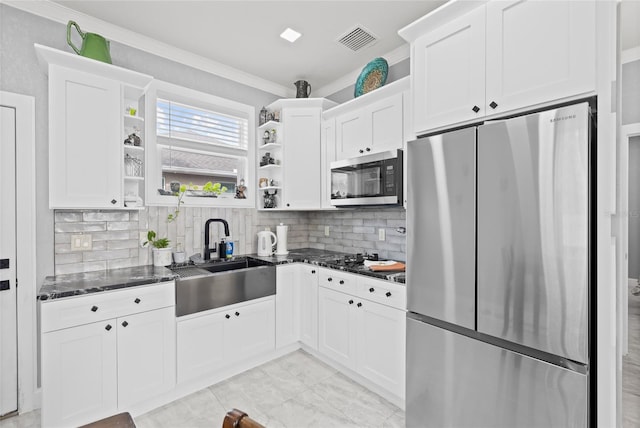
<box><xmin>337</xmin><ymin>26</ymin><xmax>378</xmax><ymax>52</ymax></box>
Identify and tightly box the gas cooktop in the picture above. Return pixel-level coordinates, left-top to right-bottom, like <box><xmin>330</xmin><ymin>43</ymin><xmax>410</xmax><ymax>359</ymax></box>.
<box><xmin>324</xmin><ymin>253</ymin><xmax>379</xmax><ymax>268</ymax></box>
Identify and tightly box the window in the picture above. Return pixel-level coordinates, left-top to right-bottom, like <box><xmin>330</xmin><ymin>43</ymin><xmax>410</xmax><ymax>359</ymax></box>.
<box><xmin>145</xmin><ymin>81</ymin><xmax>255</xmax><ymax>208</ymax></box>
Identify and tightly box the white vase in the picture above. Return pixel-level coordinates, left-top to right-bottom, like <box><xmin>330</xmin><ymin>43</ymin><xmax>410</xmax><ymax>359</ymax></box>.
<box><xmin>152</xmin><ymin>248</ymin><xmax>173</xmax><ymax>267</ymax></box>
<box><xmin>172</xmin><ymin>251</ymin><xmax>186</xmax><ymax>264</ymax></box>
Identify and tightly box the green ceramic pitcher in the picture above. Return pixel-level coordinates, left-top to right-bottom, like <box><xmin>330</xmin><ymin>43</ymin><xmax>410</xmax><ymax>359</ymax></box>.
<box><xmin>66</xmin><ymin>21</ymin><xmax>112</xmax><ymax>64</ymax></box>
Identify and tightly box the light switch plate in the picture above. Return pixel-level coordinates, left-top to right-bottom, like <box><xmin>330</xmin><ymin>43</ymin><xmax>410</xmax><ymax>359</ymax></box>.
<box><xmin>324</xmin><ymin>226</ymin><xmax>330</xmax><ymax>237</ymax></box>
<box><xmin>378</xmin><ymin>228</ymin><xmax>385</xmax><ymax>241</ymax></box>
<box><xmin>71</xmin><ymin>234</ymin><xmax>92</xmax><ymax>251</ymax></box>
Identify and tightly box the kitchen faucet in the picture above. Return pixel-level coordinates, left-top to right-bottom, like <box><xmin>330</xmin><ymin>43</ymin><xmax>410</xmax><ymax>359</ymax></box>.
<box><xmin>204</xmin><ymin>218</ymin><xmax>230</xmax><ymax>260</ymax></box>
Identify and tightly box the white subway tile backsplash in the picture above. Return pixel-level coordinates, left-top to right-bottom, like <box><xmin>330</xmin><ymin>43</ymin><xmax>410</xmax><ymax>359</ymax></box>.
<box><xmin>107</xmin><ymin>240</ymin><xmax>139</xmax><ymax>250</ymax></box>
<box><xmin>55</xmin><ymin>261</ymin><xmax>107</xmax><ymax>275</ymax></box>
<box><xmin>91</xmin><ymin>231</ymin><xmax>131</xmax><ymax>241</ymax></box>
<box><xmin>83</xmin><ymin>249</ymin><xmax>131</xmax><ymax>262</ymax></box>
<box><xmin>55</xmin><ymin>212</ymin><xmax>83</xmax><ymax>222</ymax></box>
<box><xmin>107</xmin><ymin>221</ymin><xmax>140</xmax><ymax>231</ymax></box>
<box><xmin>55</xmin><ymin>222</ymin><xmax>106</xmax><ymax>233</ymax></box>
<box><xmin>83</xmin><ymin>212</ymin><xmax>130</xmax><ymax>222</ymax></box>
<box><xmin>55</xmin><ymin>252</ymin><xmax>83</xmax><ymax>265</ymax></box>
<box><xmin>53</xmin><ymin>205</ymin><xmax>406</xmax><ymax>273</ymax></box>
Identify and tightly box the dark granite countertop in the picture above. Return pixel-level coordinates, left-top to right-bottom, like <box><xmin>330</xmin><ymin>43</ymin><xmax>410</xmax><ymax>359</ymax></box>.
<box><xmin>38</xmin><ymin>265</ymin><xmax>177</xmax><ymax>301</ymax></box>
<box><xmin>39</xmin><ymin>249</ymin><xmax>404</xmax><ymax>302</ymax></box>
<box><xmin>249</xmin><ymin>248</ymin><xmax>406</xmax><ymax>284</ymax></box>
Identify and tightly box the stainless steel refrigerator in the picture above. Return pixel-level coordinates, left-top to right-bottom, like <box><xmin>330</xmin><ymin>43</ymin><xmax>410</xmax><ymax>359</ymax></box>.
<box><xmin>406</xmin><ymin>102</ymin><xmax>593</xmax><ymax>427</ymax></box>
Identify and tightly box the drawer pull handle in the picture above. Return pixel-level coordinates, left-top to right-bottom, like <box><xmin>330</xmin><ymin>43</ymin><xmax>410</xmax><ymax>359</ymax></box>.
<box><xmin>386</xmin><ymin>291</ymin><xmax>392</xmax><ymax>297</ymax></box>
<box><xmin>225</xmin><ymin>314</ymin><xmax>231</xmax><ymax>319</ymax></box>
<box><xmin>134</xmin><ymin>298</ymin><xmax>141</xmax><ymax>304</ymax></box>
<box><xmin>235</xmin><ymin>311</ymin><xmax>240</xmax><ymax>317</ymax></box>
<box><xmin>91</xmin><ymin>306</ymin><xmax>99</xmax><ymax>312</ymax></box>
<box><xmin>339</xmin><ymin>280</ymin><xmax>344</xmax><ymax>285</ymax></box>
<box><xmin>357</xmin><ymin>302</ymin><xmax>363</xmax><ymax>308</ymax></box>
<box><xmin>105</xmin><ymin>324</ymin><xmax>112</xmax><ymax>331</ymax></box>
<box><xmin>122</xmin><ymin>321</ymin><xmax>128</xmax><ymax>327</ymax></box>
<box><xmin>490</xmin><ymin>101</ymin><xmax>498</xmax><ymax>109</ymax></box>
<box><xmin>472</xmin><ymin>105</ymin><xmax>480</xmax><ymax>113</ymax></box>
<box><xmin>327</xmin><ymin>277</ymin><xmax>333</xmax><ymax>282</ymax></box>
<box><xmin>311</xmin><ymin>270</ymin><xmax>316</xmax><ymax>274</ymax></box>
<box><xmin>369</xmin><ymin>287</ymin><xmax>375</xmax><ymax>293</ymax></box>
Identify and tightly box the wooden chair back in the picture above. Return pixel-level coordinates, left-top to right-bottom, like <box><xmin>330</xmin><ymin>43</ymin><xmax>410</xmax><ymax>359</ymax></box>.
<box><xmin>222</xmin><ymin>409</ymin><xmax>265</xmax><ymax>428</ymax></box>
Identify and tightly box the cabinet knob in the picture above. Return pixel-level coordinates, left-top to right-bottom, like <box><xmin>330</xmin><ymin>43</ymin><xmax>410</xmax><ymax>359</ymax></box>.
<box><xmin>311</xmin><ymin>270</ymin><xmax>316</xmax><ymax>274</ymax></box>
<box><xmin>365</xmin><ymin>147</ymin><xmax>371</xmax><ymax>152</ymax></box>
<box><xmin>225</xmin><ymin>314</ymin><xmax>231</xmax><ymax>319</ymax></box>
<box><xmin>386</xmin><ymin>291</ymin><xmax>392</xmax><ymax>297</ymax></box>
<box><xmin>472</xmin><ymin>105</ymin><xmax>480</xmax><ymax>113</ymax></box>
<box><xmin>235</xmin><ymin>311</ymin><xmax>240</xmax><ymax>317</ymax></box>
<box><xmin>339</xmin><ymin>280</ymin><xmax>344</xmax><ymax>285</ymax></box>
<box><xmin>359</xmin><ymin>149</ymin><xmax>364</xmax><ymax>154</ymax></box>
<box><xmin>122</xmin><ymin>321</ymin><xmax>128</xmax><ymax>327</ymax></box>
<box><xmin>369</xmin><ymin>287</ymin><xmax>375</xmax><ymax>293</ymax></box>
<box><xmin>134</xmin><ymin>298</ymin><xmax>141</xmax><ymax>304</ymax></box>
<box><xmin>328</xmin><ymin>277</ymin><xmax>333</xmax><ymax>282</ymax></box>
<box><xmin>349</xmin><ymin>300</ymin><xmax>354</xmax><ymax>305</ymax></box>
<box><xmin>489</xmin><ymin>101</ymin><xmax>498</xmax><ymax>109</ymax></box>
<box><xmin>357</xmin><ymin>302</ymin><xmax>362</xmax><ymax>308</ymax></box>
<box><xmin>111</xmin><ymin>199</ymin><xmax>117</xmax><ymax>205</ymax></box>
<box><xmin>287</xmin><ymin>203</ymin><xmax>290</xmax><ymax>207</ymax></box>
<box><xmin>105</xmin><ymin>324</ymin><xmax>112</xmax><ymax>331</ymax></box>
<box><xmin>91</xmin><ymin>305</ymin><xmax>99</xmax><ymax>312</ymax></box>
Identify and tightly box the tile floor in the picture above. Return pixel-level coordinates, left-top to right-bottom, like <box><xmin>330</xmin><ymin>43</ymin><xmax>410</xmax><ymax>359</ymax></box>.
<box><xmin>0</xmin><ymin>350</ymin><xmax>404</xmax><ymax>428</ymax></box>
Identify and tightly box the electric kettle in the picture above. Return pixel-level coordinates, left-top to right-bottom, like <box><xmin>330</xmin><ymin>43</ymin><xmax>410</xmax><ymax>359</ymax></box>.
<box><xmin>257</xmin><ymin>231</ymin><xmax>277</xmax><ymax>256</ymax></box>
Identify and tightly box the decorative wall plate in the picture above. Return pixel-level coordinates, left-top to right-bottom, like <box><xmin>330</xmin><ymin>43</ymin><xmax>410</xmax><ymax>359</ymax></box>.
<box><xmin>354</xmin><ymin>57</ymin><xmax>389</xmax><ymax>97</ymax></box>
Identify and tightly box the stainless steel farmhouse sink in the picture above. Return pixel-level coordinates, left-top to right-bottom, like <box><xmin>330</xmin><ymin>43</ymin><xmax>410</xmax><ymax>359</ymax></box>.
<box><xmin>171</xmin><ymin>258</ymin><xmax>275</xmax><ymax>317</ymax></box>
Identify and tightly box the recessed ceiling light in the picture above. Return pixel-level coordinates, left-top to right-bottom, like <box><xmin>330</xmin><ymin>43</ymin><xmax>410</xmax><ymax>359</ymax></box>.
<box><xmin>280</xmin><ymin>28</ymin><xmax>301</xmax><ymax>43</ymax></box>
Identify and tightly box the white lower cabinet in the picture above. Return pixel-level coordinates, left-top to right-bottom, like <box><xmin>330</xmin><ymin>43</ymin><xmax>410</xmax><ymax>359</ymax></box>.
<box><xmin>117</xmin><ymin>307</ymin><xmax>176</xmax><ymax>408</ymax></box>
<box><xmin>299</xmin><ymin>264</ymin><xmax>319</xmax><ymax>349</ymax></box>
<box><xmin>318</xmin><ymin>287</ymin><xmax>356</xmax><ymax>368</ymax></box>
<box><xmin>42</xmin><ymin>319</ymin><xmax>118</xmax><ymax>427</ymax></box>
<box><xmin>41</xmin><ymin>282</ymin><xmax>176</xmax><ymax>428</ymax></box>
<box><xmin>354</xmin><ymin>298</ymin><xmax>406</xmax><ymax>398</ymax></box>
<box><xmin>276</xmin><ymin>264</ymin><xmax>300</xmax><ymax>348</ymax></box>
<box><xmin>177</xmin><ymin>297</ymin><xmax>275</xmax><ymax>383</ymax></box>
<box><xmin>318</xmin><ymin>278</ymin><xmax>406</xmax><ymax>399</ymax></box>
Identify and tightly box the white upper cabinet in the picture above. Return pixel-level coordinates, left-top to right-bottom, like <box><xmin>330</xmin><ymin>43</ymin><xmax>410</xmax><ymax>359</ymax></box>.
<box><xmin>412</xmin><ymin>7</ymin><xmax>486</xmax><ymax>132</ymax></box>
<box><xmin>320</xmin><ymin>118</ymin><xmax>336</xmax><ymax>209</ymax></box>
<box><xmin>257</xmin><ymin>98</ymin><xmax>336</xmax><ymax>211</ymax></box>
<box><xmin>484</xmin><ymin>0</ymin><xmax>595</xmax><ymax>115</ymax></box>
<box><xmin>48</xmin><ymin>65</ymin><xmax>122</xmax><ymax>208</ymax></box>
<box><xmin>368</xmin><ymin>92</ymin><xmax>404</xmax><ymax>153</ymax></box>
<box><xmin>35</xmin><ymin>44</ymin><xmax>152</xmax><ymax>209</ymax></box>
<box><xmin>282</xmin><ymin>107</ymin><xmax>322</xmax><ymax>209</ymax></box>
<box><xmin>400</xmin><ymin>1</ymin><xmax>596</xmax><ymax>134</ymax></box>
<box><xmin>328</xmin><ymin>78</ymin><xmax>408</xmax><ymax>162</ymax></box>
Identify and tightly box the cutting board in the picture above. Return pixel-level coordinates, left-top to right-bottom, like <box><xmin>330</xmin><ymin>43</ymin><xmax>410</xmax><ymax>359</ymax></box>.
<box><xmin>364</xmin><ymin>261</ymin><xmax>406</xmax><ymax>272</ymax></box>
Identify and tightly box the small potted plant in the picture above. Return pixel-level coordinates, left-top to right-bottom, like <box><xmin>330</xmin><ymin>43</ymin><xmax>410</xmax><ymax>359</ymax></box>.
<box><xmin>144</xmin><ymin>230</ymin><xmax>172</xmax><ymax>267</ymax></box>
<box><xmin>202</xmin><ymin>181</ymin><xmax>228</xmax><ymax>197</ymax></box>
<box><xmin>145</xmin><ymin>185</ymin><xmax>186</xmax><ymax>266</ymax></box>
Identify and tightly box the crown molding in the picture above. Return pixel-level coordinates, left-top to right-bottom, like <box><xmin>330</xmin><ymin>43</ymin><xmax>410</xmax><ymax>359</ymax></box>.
<box><xmin>314</xmin><ymin>43</ymin><xmax>410</xmax><ymax>98</ymax></box>
<box><xmin>3</xmin><ymin>0</ymin><xmax>292</xmax><ymax>97</ymax></box>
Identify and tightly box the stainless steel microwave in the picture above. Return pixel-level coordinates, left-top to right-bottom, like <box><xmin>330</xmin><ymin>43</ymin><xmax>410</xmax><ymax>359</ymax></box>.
<box><xmin>330</xmin><ymin>149</ymin><xmax>403</xmax><ymax>207</ymax></box>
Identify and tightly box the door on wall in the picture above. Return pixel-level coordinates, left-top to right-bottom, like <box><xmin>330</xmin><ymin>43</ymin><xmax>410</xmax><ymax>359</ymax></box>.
<box><xmin>0</xmin><ymin>104</ymin><xmax>18</xmax><ymax>416</ymax></box>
